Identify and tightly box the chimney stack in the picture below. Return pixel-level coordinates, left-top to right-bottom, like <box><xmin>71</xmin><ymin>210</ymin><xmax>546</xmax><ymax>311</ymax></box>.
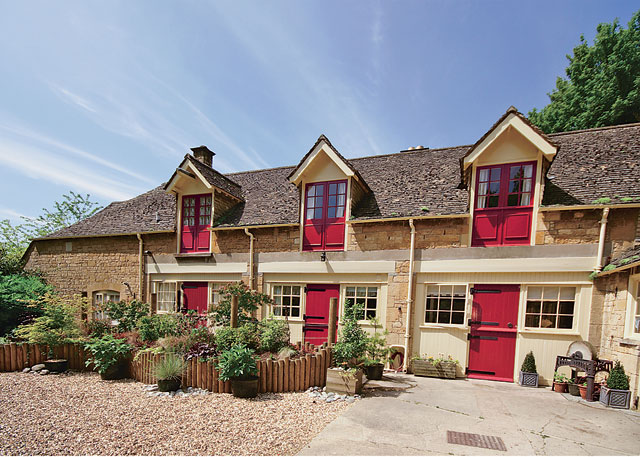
<box><xmin>191</xmin><ymin>145</ymin><xmax>215</xmax><ymax>168</ymax></box>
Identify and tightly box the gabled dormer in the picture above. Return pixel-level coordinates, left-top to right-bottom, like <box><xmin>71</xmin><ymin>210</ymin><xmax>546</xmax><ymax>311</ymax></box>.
<box><xmin>461</xmin><ymin>107</ymin><xmax>558</xmax><ymax>247</ymax></box>
<box><xmin>288</xmin><ymin>135</ymin><xmax>370</xmax><ymax>251</ymax></box>
<box><xmin>165</xmin><ymin>146</ymin><xmax>243</xmax><ymax>254</ymax></box>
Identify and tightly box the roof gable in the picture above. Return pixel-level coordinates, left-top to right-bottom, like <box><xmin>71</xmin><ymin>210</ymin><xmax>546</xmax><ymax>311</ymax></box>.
<box><xmin>164</xmin><ymin>155</ymin><xmax>243</xmax><ymax>201</ymax></box>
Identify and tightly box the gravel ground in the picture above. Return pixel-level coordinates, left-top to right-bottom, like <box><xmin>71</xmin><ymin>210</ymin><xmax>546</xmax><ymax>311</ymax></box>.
<box><xmin>0</xmin><ymin>372</ymin><xmax>349</xmax><ymax>455</ymax></box>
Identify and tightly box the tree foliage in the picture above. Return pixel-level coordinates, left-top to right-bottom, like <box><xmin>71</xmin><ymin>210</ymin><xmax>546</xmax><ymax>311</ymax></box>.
<box><xmin>0</xmin><ymin>274</ymin><xmax>52</xmax><ymax>336</ymax></box>
<box><xmin>607</xmin><ymin>360</ymin><xmax>630</xmax><ymax>390</ymax></box>
<box><xmin>333</xmin><ymin>300</ymin><xmax>368</xmax><ymax>369</ymax></box>
<box><xmin>209</xmin><ymin>282</ymin><xmax>273</xmax><ymax>325</ymax></box>
<box><xmin>529</xmin><ymin>10</ymin><xmax>640</xmax><ymax>133</ymax></box>
<box><xmin>521</xmin><ymin>351</ymin><xmax>537</xmax><ymax>374</ymax></box>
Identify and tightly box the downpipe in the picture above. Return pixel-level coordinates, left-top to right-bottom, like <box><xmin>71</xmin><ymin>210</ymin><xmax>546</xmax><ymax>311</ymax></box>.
<box><xmin>244</xmin><ymin>228</ymin><xmax>255</xmax><ymax>288</ymax></box>
<box><xmin>403</xmin><ymin>219</ymin><xmax>416</xmax><ymax>371</ymax></box>
<box><xmin>595</xmin><ymin>207</ymin><xmax>610</xmax><ymax>272</ymax></box>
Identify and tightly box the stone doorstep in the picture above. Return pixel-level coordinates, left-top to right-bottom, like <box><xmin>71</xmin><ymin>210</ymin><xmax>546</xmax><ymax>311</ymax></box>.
<box><xmin>363</xmin><ymin>372</ymin><xmax>416</xmax><ymax>392</ymax></box>
<box><xmin>559</xmin><ymin>392</ymin><xmax>640</xmax><ymax>417</ymax></box>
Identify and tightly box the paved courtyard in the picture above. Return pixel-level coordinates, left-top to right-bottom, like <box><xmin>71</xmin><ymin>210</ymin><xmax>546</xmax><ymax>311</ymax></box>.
<box><xmin>299</xmin><ymin>374</ymin><xmax>640</xmax><ymax>456</ymax></box>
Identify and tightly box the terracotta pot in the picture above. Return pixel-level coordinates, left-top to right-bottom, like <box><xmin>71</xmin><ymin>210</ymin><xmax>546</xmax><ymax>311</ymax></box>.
<box><xmin>553</xmin><ymin>382</ymin><xmax>568</xmax><ymax>393</ymax></box>
<box><xmin>230</xmin><ymin>376</ymin><xmax>259</xmax><ymax>398</ymax></box>
<box><xmin>578</xmin><ymin>384</ymin><xmax>588</xmax><ymax>399</ymax></box>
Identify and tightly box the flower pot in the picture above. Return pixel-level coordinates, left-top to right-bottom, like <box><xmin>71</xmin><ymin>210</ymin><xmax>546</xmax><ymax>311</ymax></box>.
<box><xmin>158</xmin><ymin>378</ymin><xmax>182</xmax><ymax>392</ymax></box>
<box><xmin>44</xmin><ymin>359</ymin><xmax>68</xmax><ymax>373</ymax></box>
<box><xmin>326</xmin><ymin>368</ymin><xmax>364</xmax><ymax>395</ymax></box>
<box><xmin>230</xmin><ymin>376</ymin><xmax>259</xmax><ymax>398</ymax></box>
<box><xmin>412</xmin><ymin>359</ymin><xmax>456</xmax><ymax>379</ymax></box>
<box><xmin>100</xmin><ymin>360</ymin><xmax>128</xmax><ymax>380</ymax></box>
<box><xmin>553</xmin><ymin>382</ymin><xmax>568</xmax><ymax>393</ymax></box>
<box><xmin>365</xmin><ymin>363</ymin><xmax>384</xmax><ymax>381</ymax></box>
<box><xmin>578</xmin><ymin>384</ymin><xmax>588</xmax><ymax>399</ymax></box>
<box><xmin>568</xmin><ymin>383</ymin><xmax>581</xmax><ymax>396</ymax></box>
<box><xmin>599</xmin><ymin>385</ymin><xmax>631</xmax><ymax>409</ymax></box>
<box><xmin>519</xmin><ymin>370</ymin><xmax>539</xmax><ymax>387</ymax></box>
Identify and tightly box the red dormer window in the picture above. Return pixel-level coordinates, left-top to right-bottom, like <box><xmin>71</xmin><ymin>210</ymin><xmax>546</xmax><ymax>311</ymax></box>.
<box><xmin>472</xmin><ymin>162</ymin><xmax>535</xmax><ymax>247</ymax></box>
<box><xmin>303</xmin><ymin>180</ymin><xmax>347</xmax><ymax>251</ymax></box>
<box><xmin>181</xmin><ymin>194</ymin><xmax>212</xmax><ymax>253</ymax></box>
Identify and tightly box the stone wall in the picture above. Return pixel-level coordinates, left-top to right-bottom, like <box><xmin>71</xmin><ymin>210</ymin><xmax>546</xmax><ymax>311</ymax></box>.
<box><xmin>212</xmin><ymin>226</ymin><xmax>300</xmax><ymax>254</ymax></box>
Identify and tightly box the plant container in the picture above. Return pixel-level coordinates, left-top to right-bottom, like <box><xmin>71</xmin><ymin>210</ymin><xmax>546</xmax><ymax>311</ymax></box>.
<box><xmin>567</xmin><ymin>383</ymin><xmax>581</xmax><ymax>396</ymax></box>
<box><xmin>553</xmin><ymin>382</ymin><xmax>568</xmax><ymax>393</ymax></box>
<box><xmin>158</xmin><ymin>378</ymin><xmax>182</xmax><ymax>392</ymax></box>
<box><xmin>365</xmin><ymin>363</ymin><xmax>384</xmax><ymax>381</ymax></box>
<box><xmin>230</xmin><ymin>375</ymin><xmax>259</xmax><ymax>398</ymax></box>
<box><xmin>519</xmin><ymin>370</ymin><xmax>539</xmax><ymax>387</ymax></box>
<box><xmin>44</xmin><ymin>359</ymin><xmax>68</xmax><ymax>373</ymax></box>
<box><xmin>578</xmin><ymin>384</ymin><xmax>588</xmax><ymax>399</ymax></box>
<box><xmin>599</xmin><ymin>385</ymin><xmax>631</xmax><ymax>409</ymax></box>
<box><xmin>100</xmin><ymin>361</ymin><xmax>128</xmax><ymax>380</ymax></box>
<box><xmin>412</xmin><ymin>359</ymin><xmax>456</xmax><ymax>379</ymax></box>
<box><xmin>326</xmin><ymin>368</ymin><xmax>363</xmax><ymax>395</ymax></box>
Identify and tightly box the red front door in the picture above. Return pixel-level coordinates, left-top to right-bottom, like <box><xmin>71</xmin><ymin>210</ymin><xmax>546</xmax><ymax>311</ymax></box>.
<box><xmin>182</xmin><ymin>282</ymin><xmax>208</xmax><ymax>315</ymax></box>
<box><xmin>467</xmin><ymin>284</ymin><xmax>520</xmax><ymax>382</ymax></box>
<box><xmin>304</xmin><ymin>284</ymin><xmax>339</xmax><ymax>346</ymax></box>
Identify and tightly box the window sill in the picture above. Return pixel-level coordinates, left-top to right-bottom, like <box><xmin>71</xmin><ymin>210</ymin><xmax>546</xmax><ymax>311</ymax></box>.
<box><xmin>420</xmin><ymin>324</ymin><xmax>468</xmax><ymax>330</ymax></box>
<box><xmin>174</xmin><ymin>252</ymin><xmax>212</xmax><ymax>258</ymax></box>
<box><xmin>619</xmin><ymin>338</ymin><xmax>640</xmax><ymax>347</ymax></box>
<box><xmin>519</xmin><ymin>329</ymin><xmax>580</xmax><ymax>336</ymax></box>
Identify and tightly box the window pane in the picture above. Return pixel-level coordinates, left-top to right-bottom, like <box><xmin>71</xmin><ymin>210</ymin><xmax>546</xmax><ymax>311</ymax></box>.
<box><xmin>520</xmin><ymin>194</ymin><xmax>531</xmax><ymax>206</ymax></box>
<box><xmin>274</xmin><ymin>296</ymin><xmax>282</xmax><ymax>305</ymax></box>
<box><xmin>560</xmin><ymin>287</ymin><xmax>575</xmax><ymax>300</ymax></box>
<box><xmin>479</xmin><ymin>169</ymin><xmax>489</xmax><ymax>182</ymax></box>
<box><xmin>478</xmin><ymin>182</ymin><xmax>488</xmax><ymax>196</ymax></box>
<box><xmin>439</xmin><ymin>298</ymin><xmax>452</xmax><ymax>311</ymax></box>
<box><xmin>544</xmin><ymin>287</ymin><xmax>559</xmax><ymax>300</ymax></box>
<box><xmin>489</xmin><ymin>182</ymin><xmax>500</xmax><ymax>194</ymax></box>
<box><xmin>292</xmin><ymin>286</ymin><xmax>301</xmax><ymax>295</ymax></box>
<box><xmin>522</xmin><ymin>179</ymin><xmax>532</xmax><ymax>192</ymax></box>
<box><xmin>510</xmin><ymin>166</ymin><xmax>522</xmax><ymax>179</ymax></box>
<box><xmin>368</xmin><ymin>287</ymin><xmax>377</xmax><ymax>297</ymax></box>
<box><xmin>273</xmin><ymin>306</ymin><xmax>281</xmax><ymax>316</ymax></box>
<box><xmin>507</xmin><ymin>194</ymin><xmax>519</xmax><ymax>206</ymax></box>
<box><xmin>425</xmin><ymin>311</ymin><xmax>437</xmax><ymax>323</ymax></box>
<box><xmin>329</xmin><ymin>195</ymin><xmax>337</xmax><ymax>206</ymax></box>
<box><xmin>292</xmin><ymin>296</ymin><xmax>300</xmax><ymax>308</ymax></box>
<box><xmin>453</xmin><ymin>285</ymin><xmax>466</xmax><ymax>297</ymax></box>
<box><xmin>338</xmin><ymin>183</ymin><xmax>346</xmax><ymax>193</ymax></box>
<box><xmin>509</xmin><ymin>180</ymin><xmax>520</xmax><ymax>193</ymax></box>
<box><xmin>526</xmin><ymin>300</ymin><xmax>541</xmax><ymax>314</ymax></box>
<box><xmin>524</xmin><ymin>165</ymin><xmax>533</xmax><ymax>178</ymax></box>
<box><xmin>356</xmin><ymin>287</ymin><xmax>366</xmax><ymax>297</ymax></box>
<box><xmin>337</xmin><ymin>195</ymin><xmax>345</xmax><ymax>206</ymax></box>
<box><xmin>477</xmin><ymin>196</ymin><xmax>487</xmax><ymax>208</ymax></box>
<box><xmin>451</xmin><ymin>312</ymin><xmax>465</xmax><ymax>325</ymax></box>
<box><xmin>541</xmin><ymin>315</ymin><xmax>556</xmax><ymax>328</ymax></box>
<box><xmin>528</xmin><ymin>287</ymin><xmax>542</xmax><ymax>300</ymax></box>
<box><xmin>306</xmin><ymin>208</ymin><xmax>314</xmax><ymax>219</ymax></box>
<box><xmin>283</xmin><ymin>296</ymin><xmax>291</xmax><ymax>307</ymax></box>
<box><xmin>452</xmin><ymin>298</ymin><xmax>466</xmax><ymax>311</ymax></box>
<box><xmin>365</xmin><ymin>309</ymin><xmax>376</xmax><ymax>319</ymax></box>
<box><xmin>307</xmin><ymin>186</ymin><xmax>315</xmax><ymax>197</ymax></box>
<box><xmin>542</xmin><ymin>301</ymin><xmax>557</xmax><ymax>314</ymax></box>
<box><xmin>559</xmin><ymin>301</ymin><xmax>574</xmax><ymax>315</ymax></box>
<box><xmin>316</xmin><ymin>184</ymin><xmax>324</xmax><ymax>194</ymax></box>
<box><xmin>440</xmin><ymin>286</ymin><xmax>452</xmax><ymax>297</ymax></box>
<box><xmin>426</xmin><ymin>297</ymin><xmax>438</xmax><ymax>310</ymax></box>
<box><xmin>291</xmin><ymin>307</ymin><xmax>300</xmax><ymax>317</ymax></box>
<box><xmin>488</xmin><ymin>195</ymin><xmax>499</xmax><ymax>207</ymax></box>
<box><xmin>558</xmin><ymin>316</ymin><xmax>573</xmax><ymax>329</ymax></box>
<box><xmin>490</xmin><ymin>167</ymin><xmax>501</xmax><ymax>181</ymax></box>
<box><xmin>274</xmin><ymin>285</ymin><xmax>282</xmax><ymax>295</ymax></box>
<box><xmin>525</xmin><ymin>314</ymin><xmax>540</xmax><ymax>327</ymax></box>
<box><xmin>336</xmin><ymin>207</ymin><xmax>344</xmax><ymax>217</ymax></box>
<box><xmin>283</xmin><ymin>286</ymin><xmax>291</xmax><ymax>295</ymax></box>
<box><xmin>366</xmin><ymin>298</ymin><xmax>377</xmax><ymax>311</ymax></box>
<box><xmin>314</xmin><ymin>208</ymin><xmax>323</xmax><ymax>219</ymax></box>
<box><xmin>328</xmin><ymin>208</ymin><xmax>336</xmax><ymax>218</ymax></box>
<box><xmin>329</xmin><ymin>183</ymin><xmax>337</xmax><ymax>194</ymax></box>
<box><xmin>437</xmin><ymin>312</ymin><xmax>451</xmax><ymax>324</ymax></box>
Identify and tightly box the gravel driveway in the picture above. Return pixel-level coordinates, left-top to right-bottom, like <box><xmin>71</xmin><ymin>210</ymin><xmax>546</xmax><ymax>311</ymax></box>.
<box><xmin>0</xmin><ymin>372</ymin><xmax>348</xmax><ymax>455</ymax></box>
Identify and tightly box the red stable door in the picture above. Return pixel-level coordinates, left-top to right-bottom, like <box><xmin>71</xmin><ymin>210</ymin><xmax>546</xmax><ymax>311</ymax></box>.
<box><xmin>472</xmin><ymin>162</ymin><xmax>536</xmax><ymax>247</ymax></box>
<box><xmin>303</xmin><ymin>180</ymin><xmax>347</xmax><ymax>251</ymax></box>
<box><xmin>181</xmin><ymin>194</ymin><xmax>212</xmax><ymax>253</ymax></box>
<box><xmin>467</xmin><ymin>284</ymin><xmax>520</xmax><ymax>382</ymax></box>
<box><xmin>182</xmin><ymin>282</ymin><xmax>209</xmax><ymax>315</ymax></box>
<box><xmin>303</xmin><ymin>284</ymin><xmax>339</xmax><ymax>346</ymax></box>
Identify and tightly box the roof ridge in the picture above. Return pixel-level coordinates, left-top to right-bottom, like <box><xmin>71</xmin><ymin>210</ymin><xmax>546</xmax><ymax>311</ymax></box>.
<box><xmin>187</xmin><ymin>154</ymin><xmax>243</xmax><ymax>190</ymax></box>
<box><xmin>225</xmin><ymin>163</ymin><xmax>296</xmax><ymax>177</ymax></box>
<box><xmin>548</xmin><ymin>122</ymin><xmax>640</xmax><ymax>137</ymax></box>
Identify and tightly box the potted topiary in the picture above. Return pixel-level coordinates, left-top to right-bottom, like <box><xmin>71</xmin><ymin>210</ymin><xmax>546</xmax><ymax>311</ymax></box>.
<box><xmin>153</xmin><ymin>353</ymin><xmax>186</xmax><ymax>392</ymax></box>
<box><xmin>217</xmin><ymin>344</ymin><xmax>259</xmax><ymax>398</ymax></box>
<box><xmin>519</xmin><ymin>351</ymin><xmax>538</xmax><ymax>387</ymax></box>
<box><xmin>363</xmin><ymin>316</ymin><xmax>390</xmax><ymax>380</ymax></box>
<box><xmin>553</xmin><ymin>371</ymin><xmax>569</xmax><ymax>393</ymax></box>
<box><xmin>327</xmin><ymin>300</ymin><xmax>367</xmax><ymax>394</ymax></box>
<box><xmin>84</xmin><ymin>334</ymin><xmax>133</xmax><ymax>380</ymax></box>
<box><xmin>600</xmin><ymin>361</ymin><xmax>632</xmax><ymax>409</ymax></box>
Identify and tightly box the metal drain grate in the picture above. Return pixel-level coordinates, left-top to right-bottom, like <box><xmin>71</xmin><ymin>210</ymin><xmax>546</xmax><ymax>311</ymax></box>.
<box><xmin>447</xmin><ymin>431</ymin><xmax>507</xmax><ymax>451</ymax></box>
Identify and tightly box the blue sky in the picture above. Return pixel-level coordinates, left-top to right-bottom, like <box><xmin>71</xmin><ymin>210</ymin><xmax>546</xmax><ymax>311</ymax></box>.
<box><xmin>0</xmin><ymin>1</ymin><xmax>637</xmax><ymax>222</ymax></box>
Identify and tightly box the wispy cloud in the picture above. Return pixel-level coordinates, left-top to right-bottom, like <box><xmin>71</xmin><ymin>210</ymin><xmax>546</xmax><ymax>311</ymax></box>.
<box><xmin>49</xmin><ymin>82</ymin><xmax>97</xmax><ymax>113</ymax></box>
<box><xmin>0</xmin><ymin>207</ymin><xmax>28</xmax><ymax>222</ymax></box>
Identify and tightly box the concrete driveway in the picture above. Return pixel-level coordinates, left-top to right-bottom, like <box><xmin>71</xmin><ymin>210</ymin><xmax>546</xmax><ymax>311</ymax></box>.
<box><xmin>299</xmin><ymin>375</ymin><xmax>640</xmax><ymax>456</ymax></box>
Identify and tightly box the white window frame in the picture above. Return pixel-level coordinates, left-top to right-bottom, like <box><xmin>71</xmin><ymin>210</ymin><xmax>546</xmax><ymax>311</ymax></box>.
<box><xmin>624</xmin><ymin>274</ymin><xmax>640</xmax><ymax>339</ymax></box>
<box><xmin>422</xmin><ymin>283</ymin><xmax>469</xmax><ymax>328</ymax></box>
<box><xmin>342</xmin><ymin>285</ymin><xmax>380</xmax><ymax>322</ymax></box>
<box><xmin>270</xmin><ymin>284</ymin><xmax>303</xmax><ymax>320</ymax></box>
<box><xmin>209</xmin><ymin>282</ymin><xmax>227</xmax><ymax>312</ymax></box>
<box><xmin>522</xmin><ymin>285</ymin><xmax>578</xmax><ymax>332</ymax></box>
<box><xmin>155</xmin><ymin>282</ymin><xmax>177</xmax><ymax>314</ymax></box>
<box><xmin>93</xmin><ymin>290</ymin><xmax>120</xmax><ymax>320</ymax></box>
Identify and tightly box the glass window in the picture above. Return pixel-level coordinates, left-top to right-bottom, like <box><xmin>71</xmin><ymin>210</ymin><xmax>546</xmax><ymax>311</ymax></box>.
<box><xmin>525</xmin><ymin>286</ymin><xmax>576</xmax><ymax>329</ymax></box>
<box><xmin>476</xmin><ymin>166</ymin><xmax>501</xmax><ymax>209</ymax></box>
<box><xmin>210</xmin><ymin>283</ymin><xmax>225</xmax><ymax>310</ymax></box>
<box><xmin>271</xmin><ymin>284</ymin><xmax>302</xmax><ymax>318</ymax></box>
<box><xmin>344</xmin><ymin>286</ymin><xmax>378</xmax><ymax>320</ymax></box>
<box><xmin>156</xmin><ymin>283</ymin><xmax>176</xmax><ymax>313</ymax></box>
<box><xmin>634</xmin><ymin>282</ymin><xmax>640</xmax><ymax>334</ymax></box>
<box><xmin>425</xmin><ymin>285</ymin><xmax>467</xmax><ymax>325</ymax></box>
<box><xmin>93</xmin><ymin>290</ymin><xmax>120</xmax><ymax>320</ymax></box>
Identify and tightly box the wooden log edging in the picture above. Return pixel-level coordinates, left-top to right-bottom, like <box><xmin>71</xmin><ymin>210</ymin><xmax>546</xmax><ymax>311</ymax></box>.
<box><xmin>0</xmin><ymin>343</ymin><xmax>92</xmax><ymax>372</ymax></box>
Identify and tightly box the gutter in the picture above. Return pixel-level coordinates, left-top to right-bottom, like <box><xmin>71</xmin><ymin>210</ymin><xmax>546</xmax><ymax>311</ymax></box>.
<box><xmin>403</xmin><ymin>218</ymin><xmax>416</xmax><ymax>371</ymax></box>
<box><xmin>595</xmin><ymin>208</ymin><xmax>610</xmax><ymax>272</ymax></box>
<box><xmin>540</xmin><ymin>203</ymin><xmax>640</xmax><ymax>212</ymax></box>
<box><xmin>136</xmin><ymin>233</ymin><xmax>144</xmax><ymax>300</ymax></box>
<box><xmin>244</xmin><ymin>228</ymin><xmax>255</xmax><ymax>289</ymax></box>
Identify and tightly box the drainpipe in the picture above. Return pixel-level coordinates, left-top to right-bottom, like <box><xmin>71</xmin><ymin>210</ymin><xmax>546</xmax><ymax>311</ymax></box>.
<box><xmin>403</xmin><ymin>219</ymin><xmax>416</xmax><ymax>371</ymax></box>
<box><xmin>595</xmin><ymin>208</ymin><xmax>610</xmax><ymax>272</ymax></box>
<box><xmin>136</xmin><ymin>233</ymin><xmax>144</xmax><ymax>300</ymax></box>
<box><xmin>244</xmin><ymin>228</ymin><xmax>255</xmax><ymax>289</ymax></box>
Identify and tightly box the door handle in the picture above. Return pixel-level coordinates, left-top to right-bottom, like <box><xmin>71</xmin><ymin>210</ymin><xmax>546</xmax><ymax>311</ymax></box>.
<box><xmin>507</xmin><ymin>322</ymin><xmax>513</xmax><ymax>328</ymax></box>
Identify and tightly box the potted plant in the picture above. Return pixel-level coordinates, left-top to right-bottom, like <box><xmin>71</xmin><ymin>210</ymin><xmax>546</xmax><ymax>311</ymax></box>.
<box><xmin>217</xmin><ymin>344</ymin><xmax>259</xmax><ymax>398</ymax></box>
<box><xmin>518</xmin><ymin>351</ymin><xmax>538</xmax><ymax>387</ymax></box>
<box><xmin>327</xmin><ymin>300</ymin><xmax>367</xmax><ymax>394</ymax></box>
<box><xmin>567</xmin><ymin>378</ymin><xmax>581</xmax><ymax>396</ymax></box>
<box><xmin>84</xmin><ymin>334</ymin><xmax>133</xmax><ymax>380</ymax></box>
<box><xmin>578</xmin><ymin>381</ymin><xmax>588</xmax><ymax>399</ymax></box>
<box><xmin>412</xmin><ymin>354</ymin><xmax>458</xmax><ymax>379</ymax></box>
<box><xmin>363</xmin><ymin>316</ymin><xmax>390</xmax><ymax>380</ymax></box>
<box><xmin>599</xmin><ymin>361</ymin><xmax>632</xmax><ymax>409</ymax></box>
<box><xmin>553</xmin><ymin>371</ymin><xmax>569</xmax><ymax>393</ymax></box>
<box><xmin>153</xmin><ymin>353</ymin><xmax>186</xmax><ymax>392</ymax></box>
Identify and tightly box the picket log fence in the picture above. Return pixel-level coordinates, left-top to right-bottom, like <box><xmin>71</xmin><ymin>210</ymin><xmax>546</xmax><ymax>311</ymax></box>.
<box><xmin>0</xmin><ymin>342</ymin><xmax>332</xmax><ymax>393</ymax></box>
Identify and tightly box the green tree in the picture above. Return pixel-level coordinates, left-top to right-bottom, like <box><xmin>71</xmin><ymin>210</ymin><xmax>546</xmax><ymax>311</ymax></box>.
<box><xmin>0</xmin><ymin>274</ymin><xmax>51</xmax><ymax>336</ymax></box>
<box><xmin>529</xmin><ymin>10</ymin><xmax>640</xmax><ymax>133</ymax></box>
<box><xmin>209</xmin><ymin>282</ymin><xmax>273</xmax><ymax>325</ymax></box>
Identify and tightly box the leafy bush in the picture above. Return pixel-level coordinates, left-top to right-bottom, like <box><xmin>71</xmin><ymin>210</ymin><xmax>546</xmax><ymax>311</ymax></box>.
<box><xmin>185</xmin><ymin>342</ymin><xmax>217</xmax><ymax>361</ymax></box>
<box><xmin>216</xmin><ymin>345</ymin><xmax>258</xmax><ymax>381</ymax></box>
<box><xmin>365</xmin><ymin>316</ymin><xmax>390</xmax><ymax>366</ymax></box>
<box><xmin>83</xmin><ymin>319</ymin><xmax>113</xmax><ymax>338</ymax></box>
<box><xmin>209</xmin><ymin>283</ymin><xmax>272</xmax><ymax>325</ymax></box>
<box><xmin>104</xmin><ymin>300</ymin><xmax>149</xmax><ymax>332</ymax></box>
<box><xmin>259</xmin><ymin>318</ymin><xmax>290</xmax><ymax>353</ymax></box>
<box><xmin>554</xmin><ymin>371</ymin><xmax>569</xmax><ymax>383</ymax></box>
<box><xmin>83</xmin><ymin>335</ymin><xmax>133</xmax><ymax>374</ymax></box>
<box><xmin>607</xmin><ymin>361</ymin><xmax>630</xmax><ymax>390</ymax></box>
<box><xmin>215</xmin><ymin>322</ymin><xmax>261</xmax><ymax>353</ymax></box>
<box><xmin>137</xmin><ymin>314</ymin><xmax>183</xmax><ymax>342</ymax></box>
<box><xmin>14</xmin><ymin>292</ymin><xmax>87</xmax><ymax>357</ymax></box>
<box><xmin>152</xmin><ymin>353</ymin><xmax>186</xmax><ymax>381</ymax></box>
<box><xmin>333</xmin><ymin>300</ymin><xmax>368</xmax><ymax>369</ymax></box>
<box><xmin>520</xmin><ymin>351</ymin><xmax>537</xmax><ymax>374</ymax></box>
<box><xmin>0</xmin><ymin>273</ymin><xmax>51</xmax><ymax>336</ymax></box>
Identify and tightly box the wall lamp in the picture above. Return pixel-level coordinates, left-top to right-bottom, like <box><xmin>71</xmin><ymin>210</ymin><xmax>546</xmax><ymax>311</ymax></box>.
<box><xmin>320</xmin><ymin>251</ymin><xmax>327</xmax><ymax>262</ymax></box>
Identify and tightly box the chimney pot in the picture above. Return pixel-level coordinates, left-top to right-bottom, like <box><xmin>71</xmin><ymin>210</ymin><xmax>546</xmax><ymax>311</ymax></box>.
<box><xmin>190</xmin><ymin>145</ymin><xmax>215</xmax><ymax>167</ymax></box>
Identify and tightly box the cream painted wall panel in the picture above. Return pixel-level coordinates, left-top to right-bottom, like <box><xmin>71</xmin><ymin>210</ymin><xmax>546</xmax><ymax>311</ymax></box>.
<box><xmin>300</xmin><ymin>151</ymin><xmax>347</xmax><ymax>182</ymax></box>
<box><xmin>475</xmin><ymin>128</ymin><xmax>539</xmax><ymax>167</ymax></box>
<box><xmin>149</xmin><ymin>263</ymin><xmax>248</xmax><ymax>274</ymax></box>
<box><xmin>413</xmin><ymin>328</ymin><xmax>468</xmax><ymax>377</ymax></box>
<box><xmin>515</xmin><ymin>333</ymin><xmax>579</xmax><ymax>386</ymax></box>
<box><xmin>262</xmin><ymin>273</ymin><xmax>388</xmax><ymax>284</ymax></box>
<box><xmin>417</xmin><ymin>271</ymin><xmax>591</xmax><ymax>285</ymax></box>
<box><xmin>416</xmin><ymin>257</ymin><xmax>596</xmax><ymax>273</ymax></box>
<box><xmin>150</xmin><ymin>273</ymin><xmax>242</xmax><ymax>282</ymax></box>
<box><xmin>259</xmin><ymin>260</ymin><xmax>396</xmax><ymax>274</ymax></box>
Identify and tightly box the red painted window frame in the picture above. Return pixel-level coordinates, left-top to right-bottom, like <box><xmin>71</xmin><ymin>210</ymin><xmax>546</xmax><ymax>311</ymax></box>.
<box><xmin>180</xmin><ymin>193</ymin><xmax>212</xmax><ymax>253</ymax></box>
<box><xmin>471</xmin><ymin>161</ymin><xmax>536</xmax><ymax>247</ymax></box>
<box><xmin>302</xmin><ymin>179</ymin><xmax>347</xmax><ymax>252</ymax></box>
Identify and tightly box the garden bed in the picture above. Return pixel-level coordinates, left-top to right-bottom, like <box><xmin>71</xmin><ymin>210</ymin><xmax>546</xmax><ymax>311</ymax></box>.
<box><xmin>0</xmin><ymin>371</ymin><xmax>349</xmax><ymax>455</ymax></box>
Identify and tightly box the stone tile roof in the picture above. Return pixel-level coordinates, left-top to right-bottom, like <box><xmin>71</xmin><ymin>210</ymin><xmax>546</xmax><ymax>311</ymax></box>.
<box><xmin>40</xmin><ymin>122</ymin><xmax>640</xmax><ymax>237</ymax></box>
<box><xmin>187</xmin><ymin>155</ymin><xmax>243</xmax><ymax>200</ymax></box>
<box><xmin>42</xmin><ymin>186</ymin><xmax>176</xmax><ymax>239</ymax></box>
<box><xmin>601</xmin><ymin>244</ymin><xmax>640</xmax><ymax>275</ymax></box>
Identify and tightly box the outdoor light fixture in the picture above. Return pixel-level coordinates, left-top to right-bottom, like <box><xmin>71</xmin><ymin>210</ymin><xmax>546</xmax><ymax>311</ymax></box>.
<box><xmin>320</xmin><ymin>251</ymin><xmax>327</xmax><ymax>262</ymax></box>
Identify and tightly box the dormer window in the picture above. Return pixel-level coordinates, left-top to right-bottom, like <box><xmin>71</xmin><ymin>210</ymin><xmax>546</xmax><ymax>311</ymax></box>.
<box><xmin>303</xmin><ymin>180</ymin><xmax>347</xmax><ymax>251</ymax></box>
<box><xmin>472</xmin><ymin>161</ymin><xmax>536</xmax><ymax>246</ymax></box>
<box><xmin>181</xmin><ymin>194</ymin><xmax>212</xmax><ymax>253</ymax></box>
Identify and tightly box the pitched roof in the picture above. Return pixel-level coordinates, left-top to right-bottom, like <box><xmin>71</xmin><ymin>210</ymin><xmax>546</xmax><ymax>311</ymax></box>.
<box><xmin>37</xmin><ymin>121</ymin><xmax>640</xmax><ymax>238</ymax></box>
<box><xmin>599</xmin><ymin>244</ymin><xmax>640</xmax><ymax>276</ymax></box>
<box><xmin>187</xmin><ymin>155</ymin><xmax>243</xmax><ymax>200</ymax></box>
